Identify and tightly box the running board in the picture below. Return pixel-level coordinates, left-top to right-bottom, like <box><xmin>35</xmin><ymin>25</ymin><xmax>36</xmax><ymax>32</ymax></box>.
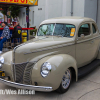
<box><xmin>78</xmin><ymin>59</ymin><xmax>100</xmax><ymax>78</ymax></box>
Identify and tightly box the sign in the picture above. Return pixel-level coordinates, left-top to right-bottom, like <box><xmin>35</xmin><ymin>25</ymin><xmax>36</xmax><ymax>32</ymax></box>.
<box><xmin>0</xmin><ymin>0</ymin><xmax>38</xmax><ymax>5</ymax></box>
<box><xmin>70</xmin><ymin>28</ymin><xmax>75</xmax><ymax>36</ymax></box>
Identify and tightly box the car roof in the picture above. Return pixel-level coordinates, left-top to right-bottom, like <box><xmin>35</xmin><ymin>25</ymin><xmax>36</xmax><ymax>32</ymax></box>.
<box><xmin>40</xmin><ymin>16</ymin><xmax>95</xmax><ymax>26</ymax></box>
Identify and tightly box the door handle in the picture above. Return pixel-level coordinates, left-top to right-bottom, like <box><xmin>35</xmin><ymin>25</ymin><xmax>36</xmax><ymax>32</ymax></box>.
<box><xmin>91</xmin><ymin>40</ymin><xmax>94</xmax><ymax>43</ymax></box>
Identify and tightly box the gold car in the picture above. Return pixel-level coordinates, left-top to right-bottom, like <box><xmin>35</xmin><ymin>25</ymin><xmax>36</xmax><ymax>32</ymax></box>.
<box><xmin>0</xmin><ymin>17</ymin><xmax>100</xmax><ymax>93</ymax></box>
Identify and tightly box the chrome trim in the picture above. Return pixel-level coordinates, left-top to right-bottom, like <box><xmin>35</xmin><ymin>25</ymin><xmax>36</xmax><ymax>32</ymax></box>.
<box><xmin>13</xmin><ymin>43</ymin><xmax>26</xmax><ymax>81</ymax></box>
<box><xmin>77</xmin><ymin>35</ymin><xmax>100</xmax><ymax>44</ymax></box>
<box><xmin>12</xmin><ymin>62</ymin><xmax>29</xmax><ymax>81</ymax></box>
<box><xmin>52</xmin><ymin>23</ymin><xmax>56</xmax><ymax>35</ymax></box>
<box><xmin>92</xmin><ymin>35</ymin><xmax>100</xmax><ymax>39</ymax></box>
<box><xmin>23</xmin><ymin>62</ymin><xmax>35</xmax><ymax>85</ymax></box>
<box><xmin>12</xmin><ymin>61</ymin><xmax>37</xmax><ymax>65</ymax></box>
<box><xmin>11</xmin><ymin>61</ymin><xmax>15</xmax><ymax>82</ymax></box>
<box><xmin>14</xmin><ymin>62</ymin><xmax>28</xmax><ymax>83</ymax></box>
<box><xmin>12</xmin><ymin>62</ymin><xmax>36</xmax><ymax>84</ymax></box>
<box><xmin>24</xmin><ymin>43</ymin><xmax>75</xmax><ymax>55</ymax></box>
<box><xmin>12</xmin><ymin>62</ymin><xmax>29</xmax><ymax>65</ymax></box>
<box><xmin>0</xmin><ymin>78</ymin><xmax>53</xmax><ymax>92</ymax></box>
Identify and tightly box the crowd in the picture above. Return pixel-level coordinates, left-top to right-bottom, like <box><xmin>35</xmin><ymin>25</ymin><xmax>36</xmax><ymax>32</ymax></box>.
<box><xmin>0</xmin><ymin>22</ymin><xmax>22</xmax><ymax>54</ymax></box>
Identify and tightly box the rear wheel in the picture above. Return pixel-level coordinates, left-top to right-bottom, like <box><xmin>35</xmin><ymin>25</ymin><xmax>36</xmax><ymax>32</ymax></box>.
<box><xmin>57</xmin><ymin>68</ymin><xmax>72</xmax><ymax>94</ymax></box>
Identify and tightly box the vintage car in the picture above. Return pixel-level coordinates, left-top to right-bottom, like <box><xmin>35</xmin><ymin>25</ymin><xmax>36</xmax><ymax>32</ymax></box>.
<box><xmin>0</xmin><ymin>16</ymin><xmax>100</xmax><ymax>93</ymax></box>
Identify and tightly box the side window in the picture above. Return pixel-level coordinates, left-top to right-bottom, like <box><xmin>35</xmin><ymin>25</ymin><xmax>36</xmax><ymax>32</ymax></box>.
<box><xmin>78</xmin><ymin>24</ymin><xmax>90</xmax><ymax>37</ymax></box>
<box><xmin>92</xmin><ymin>24</ymin><xmax>96</xmax><ymax>34</ymax></box>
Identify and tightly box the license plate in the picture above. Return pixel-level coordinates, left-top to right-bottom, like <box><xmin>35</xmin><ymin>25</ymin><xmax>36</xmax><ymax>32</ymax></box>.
<box><xmin>0</xmin><ymin>71</ymin><xmax>5</xmax><ymax>77</ymax></box>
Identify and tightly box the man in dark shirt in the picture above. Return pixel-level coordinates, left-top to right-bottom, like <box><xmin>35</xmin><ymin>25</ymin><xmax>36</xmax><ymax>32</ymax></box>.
<box><xmin>0</xmin><ymin>22</ymin><xmax>10</xmax><ymax>53</ymax></box>
<box><xmin>11</xmin><ymin>22</ymin><xmax>22</xmax><ymax>46</ymax></box>
<box><xmin>12</xmin><ymin>22</ymin><xmax>22</xmax><ymax>39</ymax></box>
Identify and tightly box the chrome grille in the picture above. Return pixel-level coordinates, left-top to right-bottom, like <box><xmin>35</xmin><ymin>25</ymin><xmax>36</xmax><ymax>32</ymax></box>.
<box><xmin>23</xmin><ymin>63</ymin><xmax>35</xmax><ymax>85</ymax></box>
<box><xmin>13</xmin><ymin>63</ymin><xmax>28</xmax><ymax>83</ymax></box>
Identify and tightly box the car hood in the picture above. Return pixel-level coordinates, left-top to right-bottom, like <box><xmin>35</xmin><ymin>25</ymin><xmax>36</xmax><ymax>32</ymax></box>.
<box><xmin>13</xmin><ymin>36</ymin><xmax>75</xmax><ymax>63</ymax></box>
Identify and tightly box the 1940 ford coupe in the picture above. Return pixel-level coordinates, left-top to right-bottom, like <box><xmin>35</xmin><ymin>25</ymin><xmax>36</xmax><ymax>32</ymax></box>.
<box><xmin>0</xmin><ymin>17</ymin><xmax>100</xmax><ymax>93</ymax></box>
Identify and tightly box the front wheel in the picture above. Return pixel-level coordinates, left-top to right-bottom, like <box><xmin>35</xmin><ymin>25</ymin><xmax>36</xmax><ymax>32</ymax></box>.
<box><xmin>57</xmin><ymin>68</ymin><xmax>72</xmax><ymax>94</ymax></box>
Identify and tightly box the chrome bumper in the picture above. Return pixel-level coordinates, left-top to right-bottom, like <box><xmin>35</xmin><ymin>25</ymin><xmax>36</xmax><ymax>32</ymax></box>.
<box><xmin>0</xmin><ymin>78</ymin><xmax>53</xmax><ymax>92</ymax></box>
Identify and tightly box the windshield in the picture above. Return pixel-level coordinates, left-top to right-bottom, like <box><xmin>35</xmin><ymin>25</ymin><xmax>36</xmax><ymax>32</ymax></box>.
<box><xmin>37</xmin><ymin>24</ymin><xmax>75</xmax><ymax>38</ymax></box>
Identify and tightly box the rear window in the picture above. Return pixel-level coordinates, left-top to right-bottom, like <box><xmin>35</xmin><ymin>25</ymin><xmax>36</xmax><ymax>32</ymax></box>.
<box><xmin>78</xmin><ymin>24</ymin><xmax>90</xmax><ymax>37</ymax></box>
<box><xmin>92</xmin><ymin>24</ymin><xmax>96</xmax><ymax>34</ymax></box>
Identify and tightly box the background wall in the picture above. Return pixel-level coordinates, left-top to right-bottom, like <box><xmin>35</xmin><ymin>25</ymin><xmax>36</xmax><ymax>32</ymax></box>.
<box><xmin>19</xmin><ymin>0</ymin><xmax>100</xmax><ymax>31</ymax></box>
<box><xmin>29</xmin><ymin>0</ymin><xmax>45</xmax><ymax>28</ymax></box>
<box><xmin>73</xmin><ymin>0</ymin><xmax>85</xmax><ymax>17</ymax></box>
<box><xmin>19</xmin><ymin>0</ymin><xmax>72</xmax><ymax>28</ymax></box>
<box><xmin>97</xmin><ymin>0</ymin><xmax>100</xmax><ymax>31</ymax></box>
<box><xmin>84</xmin><ymin>0</ymin><xmax>97</xmax><ymax>22</ymax></box>
<box><xmin>19</xmin><ymin>7</ymin><xmax>26</xmax><ymax>28</ymax></box>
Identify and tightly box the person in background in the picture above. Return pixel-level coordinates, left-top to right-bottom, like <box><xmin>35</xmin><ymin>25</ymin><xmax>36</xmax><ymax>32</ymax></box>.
<box><xmin>0</xmin><ymin>22</ymin><xmax>1</xmax><ymax>28</ymax></box>
<box><xmin>10</xmin><ymin>23</ymin><xmax>14</xmax><ymax>28</ymax></box>
<box><xmin>11</xmin><ymin>22</ymin><xmax>22</xmax><ymax>39</ymax></box>
<box><xmin>0</xmin><ymin>22</ymin><xmax>10</xmax><ymax>53</ymax></box>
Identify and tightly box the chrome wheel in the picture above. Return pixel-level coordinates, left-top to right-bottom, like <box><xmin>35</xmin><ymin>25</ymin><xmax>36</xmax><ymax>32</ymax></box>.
<box><xmin>62</xmin><ymin>69</ymin><xmax>71</xmax><ymax>89</ymax></box>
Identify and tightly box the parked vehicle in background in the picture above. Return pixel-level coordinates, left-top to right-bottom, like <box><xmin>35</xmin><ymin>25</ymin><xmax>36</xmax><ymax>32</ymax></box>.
<box><xmin>0</xmin><ymin>17</ymin><xmax>100</xmax><ymax>93</ymax></box>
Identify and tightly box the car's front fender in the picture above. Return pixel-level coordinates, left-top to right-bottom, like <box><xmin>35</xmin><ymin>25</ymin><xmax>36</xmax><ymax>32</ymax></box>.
<box><xmin>30</xmin><ymin>54</ymin><xmax>77</xmax><ymax>90</ymax></box>
<box><xmin>1</xmin><ymin>51</ymin><xmax>13</xmax><ymax>81</ymax></box>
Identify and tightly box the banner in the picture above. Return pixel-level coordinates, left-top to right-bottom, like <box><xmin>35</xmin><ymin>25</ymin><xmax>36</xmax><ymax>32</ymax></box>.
<box><xmin>0</xmin><ymin>0</ymin><xmax>38</xmax><ymax>5</ymax></box>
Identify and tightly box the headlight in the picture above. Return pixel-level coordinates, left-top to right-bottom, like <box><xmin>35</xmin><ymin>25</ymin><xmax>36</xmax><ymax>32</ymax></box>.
<box><xmin>0</xmin><ymin>63</ymin><xmax>2</xmax><ymax>69</ymax></box>
<box><xmin>0</xmin><ymin>56</ymin><xmax>4</xmax><ymax>64</ymax></box>
<box><xmin>0</xmin><ymin>56</ymin><xmax>4</xmax><ymax>69</ymax></box>
<box><xmin>41</xmin><ymin>62</ymin><xmax>52</xmax><ymax>78</ymax></box>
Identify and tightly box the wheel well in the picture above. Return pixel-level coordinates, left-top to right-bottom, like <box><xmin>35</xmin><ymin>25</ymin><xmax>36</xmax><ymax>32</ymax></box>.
<box><xmin>69</xmin><ymin>67</ymin><xmax>76</xmax><ymax>81</ymax></box>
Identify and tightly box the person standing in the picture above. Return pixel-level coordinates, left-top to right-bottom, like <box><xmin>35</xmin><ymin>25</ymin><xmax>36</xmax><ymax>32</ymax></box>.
<box><xmin>12</xmin><ymin>22</ymin><xmax>22</xmax><ymax>39</ymax></box>
<box><xmin>0</xmin><ymin>22</ymin><xmax>10</xmax><ymax>53</ymax></box>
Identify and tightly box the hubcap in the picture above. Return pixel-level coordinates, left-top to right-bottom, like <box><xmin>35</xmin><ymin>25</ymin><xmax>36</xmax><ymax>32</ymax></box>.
<box><xmin>62</xmin><ymin>69</ymin><xmax>71</xmax><ymax>89</ymax></box>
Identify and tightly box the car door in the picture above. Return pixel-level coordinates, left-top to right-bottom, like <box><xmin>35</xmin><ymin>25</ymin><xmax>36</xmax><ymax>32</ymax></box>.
<box><xmin>76</xmin><ymin>23</ymin><xmax>94</xmax><ymax>68</ymax></box>
<box><xmin>91</xmin><ymin>22</ymin><xmax>100</xmax><ymax>59</ymax></box>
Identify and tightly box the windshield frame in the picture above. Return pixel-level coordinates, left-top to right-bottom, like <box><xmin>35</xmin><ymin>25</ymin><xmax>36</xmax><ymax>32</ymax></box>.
<box><xmin>37</xmin><ymin>23</ymin><xmax>76</xmax><ymax>38</ymax></box>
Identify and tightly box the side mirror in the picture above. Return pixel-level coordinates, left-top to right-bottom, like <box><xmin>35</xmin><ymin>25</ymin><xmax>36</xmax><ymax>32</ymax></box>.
<box><xmin>80</xmin><ymin>34</ymin><xmax>85</xmax><ymax>38</ymax></box>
